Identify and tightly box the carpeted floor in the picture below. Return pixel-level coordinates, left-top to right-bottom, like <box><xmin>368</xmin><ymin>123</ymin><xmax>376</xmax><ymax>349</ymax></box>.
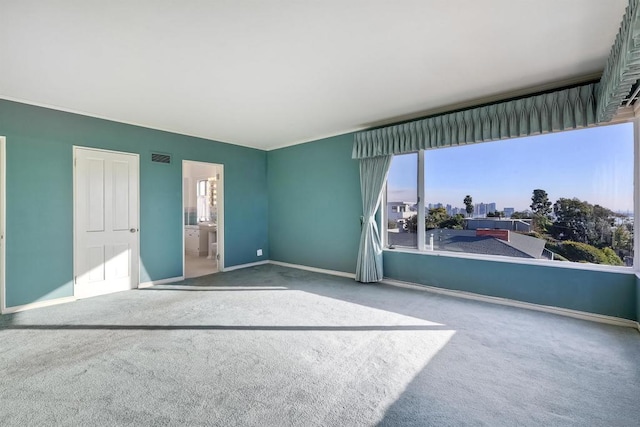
<box><xmin>0</xmin><ymin>264</ymin><xmax>638</xmax><ymax>426</ymax></box>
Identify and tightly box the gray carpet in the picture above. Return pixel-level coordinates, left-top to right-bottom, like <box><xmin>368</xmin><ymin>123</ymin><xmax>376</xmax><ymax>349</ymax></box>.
<box><xmin>0</xmin><ymin>264</ymin><xmax>638</xmax><ymax>426</ymax></box>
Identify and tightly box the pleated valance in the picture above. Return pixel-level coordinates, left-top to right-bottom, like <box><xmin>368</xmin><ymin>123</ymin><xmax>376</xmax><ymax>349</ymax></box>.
<box><xmin>353</xmin><ymin>0</ymin><xmax>640</xmax><ymax>160</ymax></box>
<box><xmin>352</xmin><ymin>83</ymin><xmax>598</xmax><ymax>159</ymax></box>
<box><xmin>597</xmin><ymin>0</ymin><xmax>640</xmax><ymax>123</ymax></box>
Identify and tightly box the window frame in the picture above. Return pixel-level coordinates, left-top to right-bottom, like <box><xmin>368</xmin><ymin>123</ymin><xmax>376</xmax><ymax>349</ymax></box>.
<box><xmin>381</xmin><ymin>118</ymin><xmax>639</xmax><ymax>274</ymax></box>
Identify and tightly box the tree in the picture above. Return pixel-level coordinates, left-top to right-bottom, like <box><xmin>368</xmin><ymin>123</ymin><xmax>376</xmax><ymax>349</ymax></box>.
<box><xmin>613</xmin><ymin>225</ymin><xmax>632</xmax><ymax>252</ymax></box>
<box><xmin>511</xmin><ymin>211</ymin><xmax>532</xmax><ymax>219</ymax></box>
<box><xmin>405</xmin><ymin>214</ymin><xmax>418</xmax><ymax>233</ymax></box>
<box><xmin>558</xmin><ymin>241</ymin><xmax>607</xmax><ymax>264</ymax></box>
<box><xmin>463</xmin><ymin>195</ymin><xmax>473</xmax><ymax>217</ymax></box>
<box><xmin>426</xmin><ymin>207</ymin><xmax>448</xmax><ymax>229</ymax></box>
<box><xmin>550</xmin><ymin>197</ymin><xmax>622</xmax><ymax>247</ymax></box>
<box><xmin>530</xmin><ymin>189</ymin><xmax>552</xmax><ymax>217</ymax></box>
<box><xmin>601</xmin><ymin>247</ymin><xmax>624</xmax><ymax>266</ymax></box>
<box><xmin>440</xmin><ymin>214</ymin><xmax>465</xmax><ymax>229</ymax></box>
<box><xmin>548</xmin><ymin>240</ymin><xmax>620</xmax><ymax>265</ymax></box>
<box><xmin>530</xmin><ymin>189</ymin><xmax>552</xmax><ymax>232</ymax></box>
<box><xmin>592</xmin><ymin>204</ymin><xmax>616</xmax><ymax>246</ymax></box>
<box><xmin>551</xmin><ymin>198</ymin><xmax>594</xmax><ymax>243</ymax></box>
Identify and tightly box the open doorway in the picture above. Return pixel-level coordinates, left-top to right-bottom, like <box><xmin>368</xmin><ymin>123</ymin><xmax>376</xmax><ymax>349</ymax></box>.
<box><xmin>183</xmin><ymin>160</ymin><xmax>224</xmax><ymax>278</ymax></box>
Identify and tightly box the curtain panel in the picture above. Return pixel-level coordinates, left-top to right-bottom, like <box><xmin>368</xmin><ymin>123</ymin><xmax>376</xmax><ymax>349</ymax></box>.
<box><xmin>352</xmin><ymin>83</ymin><xmax>598</xmax><ymax>159</ymax></box>
<box><xmin>597</xmin><ymin>0</ymin><xmax>640</xmax><ymax>123</ymax></box>
<box><xmin>355</xmin><ymin>155</ymin><xmax>392</xmax><ymax>283</ymax></box>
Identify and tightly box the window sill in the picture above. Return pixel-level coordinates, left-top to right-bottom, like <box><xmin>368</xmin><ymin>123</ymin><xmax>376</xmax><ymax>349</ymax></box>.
<box><xmin>384</xmin><ymin>246</ymin><xmax>635</xmax><ymax>275</ymax></box>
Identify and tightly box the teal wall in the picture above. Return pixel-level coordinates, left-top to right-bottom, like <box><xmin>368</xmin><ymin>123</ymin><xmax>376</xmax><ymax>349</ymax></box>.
<box><xmin>0</xmin><ymin>100</ymin><xmax>268</xmax><ymax>307</ymax></box>
<box><xmin>2</xmin><ymin>99</ymin><xmax>637</xmax><ymax>321</ymax></box>
<box><xmin>385</xmin><ymin>251</ymin><xmax>637</xmax><ymax>321</ymax></box>
<box><xmin>267</xmin><ymin>134</ymin><xmax>361</xmax><ymax>273</ymax></box>
<box><xmin>636</xmin><ymin>275</ymin><xmax>640</xmax><ymax>323</ymax></box>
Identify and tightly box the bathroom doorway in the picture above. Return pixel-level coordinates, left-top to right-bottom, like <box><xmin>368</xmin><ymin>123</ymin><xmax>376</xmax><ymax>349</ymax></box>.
<box><xmin>182</xmin><ymin>160</ymin><xmax>224</xmax><ymax>278</ymax></box>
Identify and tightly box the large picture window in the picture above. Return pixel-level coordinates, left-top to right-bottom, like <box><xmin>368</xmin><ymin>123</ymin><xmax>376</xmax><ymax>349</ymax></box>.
<box><xmin>384</xmin><ymin>122</ymin><xmax>634</xmax><ymax>268</ymax></box>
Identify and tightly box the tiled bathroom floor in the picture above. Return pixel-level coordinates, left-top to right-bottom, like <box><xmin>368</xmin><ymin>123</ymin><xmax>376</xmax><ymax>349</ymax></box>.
<box><xmin>184</xmin><ymin>253</ymin><xmax>219</xmax><ymax>278</ymax></box>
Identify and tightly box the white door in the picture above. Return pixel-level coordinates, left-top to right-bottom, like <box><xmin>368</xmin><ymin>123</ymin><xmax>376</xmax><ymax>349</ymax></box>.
<box><xmin>74</xmin><ymin>147</ymin><xmax>139</xmax><ymax>299</ymax></box>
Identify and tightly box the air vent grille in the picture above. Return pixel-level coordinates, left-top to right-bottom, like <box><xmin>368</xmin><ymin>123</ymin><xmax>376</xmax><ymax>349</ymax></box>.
<box><xmin>151</xmin><ymin>153</ymin><xmax>171</xmax><ymax>164</ymax></box>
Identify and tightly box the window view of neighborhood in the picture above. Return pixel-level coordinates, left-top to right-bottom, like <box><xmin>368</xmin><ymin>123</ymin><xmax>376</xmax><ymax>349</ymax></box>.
<box><xmin>386</xmin><ymin>123</ymin><xmax>634</xmax><ymax>267</ymax></box>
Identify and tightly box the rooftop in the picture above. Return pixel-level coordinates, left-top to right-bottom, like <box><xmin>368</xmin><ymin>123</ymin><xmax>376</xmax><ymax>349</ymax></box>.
<box><xmin>390</xmin><ymin>229</ymin><xmax>547</xmax><ymax>259</ymax></box>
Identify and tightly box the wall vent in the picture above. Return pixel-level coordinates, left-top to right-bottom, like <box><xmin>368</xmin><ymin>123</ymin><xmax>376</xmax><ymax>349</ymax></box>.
<box><xmin>151</xmin><ymin>152</ymin><xmax>171</xmax><ymax>164</ymax></box>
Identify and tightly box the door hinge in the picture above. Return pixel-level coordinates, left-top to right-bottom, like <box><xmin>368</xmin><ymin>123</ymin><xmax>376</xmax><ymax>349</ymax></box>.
<box><xmin>74</xmin><ymin>158</ymin><xmax>77</xmax><ymax>167</ymax></box>
<box><xmin>74</xmin><ymin>275</ymin><xmax>77</xmax><ymax>284</ymax></box>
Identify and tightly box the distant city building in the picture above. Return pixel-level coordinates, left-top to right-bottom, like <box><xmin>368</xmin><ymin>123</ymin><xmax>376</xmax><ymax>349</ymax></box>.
<box><xmin>504</xmin><ymin>207</ymin><xmax>515</xmax><ymax>218</ymax></box>
<box><xmin>423</xmin><ymin>201</ymin><xmax>507</xmax><ymax>218</ymax></box>
<box><xmin>473</xmin><ymin>202</ymin><xmax>497</xmax><ymax>218</ymax></box>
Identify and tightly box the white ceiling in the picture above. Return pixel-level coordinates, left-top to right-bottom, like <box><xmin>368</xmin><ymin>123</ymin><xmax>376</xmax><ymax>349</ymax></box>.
<box><xmin>0</xmin><ymin>0</ymin><xmax>629</xmax><ymax>150</ymax></box>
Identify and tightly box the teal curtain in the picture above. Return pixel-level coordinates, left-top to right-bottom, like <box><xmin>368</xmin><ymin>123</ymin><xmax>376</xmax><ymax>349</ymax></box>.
<box><xmin>352</xmin><ymin>83</ymin><xmax>598</xmax><ymax>159</ymax></box>
<box><xmin>355</xmin><ymin>155</ymin><xmax>392</xmax><ymax>283</ymax></box>
<box><xmin>597</xmin><ymin>0</ymin><xmax>640</xmax><ymax>122</ymax></box>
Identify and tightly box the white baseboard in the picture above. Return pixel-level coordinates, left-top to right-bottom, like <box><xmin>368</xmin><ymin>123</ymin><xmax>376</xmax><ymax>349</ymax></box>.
<box><xmin>381</xmin><ymin>278</ymin><xmax>638</xmax><ymax>329</ymax></box>
<box><xmin>222</xmin><ymin>260</ymin><xmax>269</xmax><ymax>272</ymax></box>
<box><xmin>1</xmin><ymin>296</ymin><xmax>77</xmax><ymax>314</ymax></box>
<box><xmin>268</xmin><ymin>261</ymin><xmax>356</xmax><ymax>279</ymax></box>
<box><xmin>138</xmin><ymin>276</ymin><xmax>184</xmax><ymax>288</ymax></box>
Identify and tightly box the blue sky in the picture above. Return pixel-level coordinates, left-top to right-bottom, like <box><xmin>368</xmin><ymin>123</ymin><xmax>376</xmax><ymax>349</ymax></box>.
<box><xmin>387</xmin><ymin>122</ymin><xmax>634</xmax><ymax>213</ymax></box>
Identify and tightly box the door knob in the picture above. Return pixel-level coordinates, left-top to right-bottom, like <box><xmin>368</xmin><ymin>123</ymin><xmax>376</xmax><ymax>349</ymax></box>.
<box><xmin>130</xmin><ymin>228</ymin><xmax>137</xmax><ymax>233</ymax></box>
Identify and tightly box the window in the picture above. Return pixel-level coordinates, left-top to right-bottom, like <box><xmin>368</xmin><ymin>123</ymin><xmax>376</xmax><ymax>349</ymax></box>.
<box><xmin>386</xmin><ymin>153</ymin><xmax>418</xmax><ymax>248</ymax></box>
<box><xmin>384</xmin><ymin>122</ymin><xmax>635</xmax><ymax>268</ymax></box>
<box><xmin>197</xmin><ymin>179</ymin><xmax>215</xmax><ymax>223</ymax></box>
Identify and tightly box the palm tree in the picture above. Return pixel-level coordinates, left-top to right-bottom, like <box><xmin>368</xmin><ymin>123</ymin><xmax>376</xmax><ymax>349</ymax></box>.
<box><xmin>464</xmin><ymin>195</ymin><xmax>473</xmax><ymax>218</ymax></box>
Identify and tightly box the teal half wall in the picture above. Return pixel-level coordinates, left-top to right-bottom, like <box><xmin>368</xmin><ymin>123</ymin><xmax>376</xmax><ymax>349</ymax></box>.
<box><xmin>267</xmin><ymin>134</ymin><xmax>361</xmax><ymax>273</ymax></box>
<box><xmin>384</xmin><ymin>251</ymin><xmax>637</xmax><ymax>321</ymax></box>
<box><xmin>0</xmin><ymin>100</ymin><xmax>268</xmax><ymax>307</ymax></box>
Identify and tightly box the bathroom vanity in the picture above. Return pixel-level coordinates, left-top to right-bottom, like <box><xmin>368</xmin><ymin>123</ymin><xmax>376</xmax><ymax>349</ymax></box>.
<box><xmin>185</xmin><ymin>223</ymin><xmax>217</xmax><ymax>257</ymax></box>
